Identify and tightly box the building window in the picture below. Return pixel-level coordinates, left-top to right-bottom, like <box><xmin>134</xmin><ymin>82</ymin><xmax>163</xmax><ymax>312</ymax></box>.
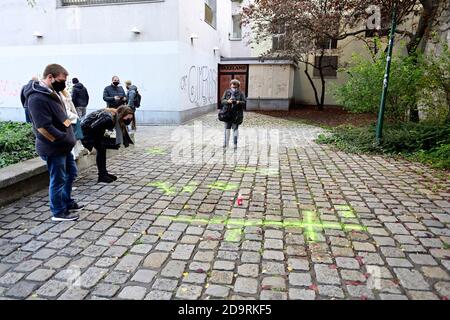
<box><xmin>205</xmin><ymin>0</ymin><xmax>217</xmax><ymax>29</ymax></box>
<box><xmin>59</xmin><ymin>0</ymin><xmax>162</xmax><ymax>6</ymax></box>
<box><xmin>313</xmin><ymin>56</ymin><xmax>338</xmax><ymax>78</ymax></box>
<box><xmin>272</xmin><ymin>24</ymin><xmax>286</xmax><ymax>51</ymax></box>
<box><xmin>316</xmin><ymin>38</ymin><xmax>338</xmax><ymax>50</ymax></box>
<box><xmin>231</xmin><ymin>14</ymin><xmax>242</xmax><ymax>39</ymax></box>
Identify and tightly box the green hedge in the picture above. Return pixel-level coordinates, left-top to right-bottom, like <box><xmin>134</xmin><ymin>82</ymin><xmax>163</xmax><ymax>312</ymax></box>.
<box><xmin>317</xmin><ymin>123</ymin><xmax>450</xmax><ymax>170</ymax></box>
<box><xmin>0</xmin><ymin>121</ymin><xmax>37</xmax><ymax>169</ymax></box>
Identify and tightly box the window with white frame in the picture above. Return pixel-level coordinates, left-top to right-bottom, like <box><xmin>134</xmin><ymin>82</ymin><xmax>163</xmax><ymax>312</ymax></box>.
<box><xmin>231</xmin><ymin>14</ymin><xmax>242</xmax><ymax>39</ymax></box>
<box><xmin>205</xmin><ymin>0</ymin><xmax>217</xmax><ymax>29</ymax></box>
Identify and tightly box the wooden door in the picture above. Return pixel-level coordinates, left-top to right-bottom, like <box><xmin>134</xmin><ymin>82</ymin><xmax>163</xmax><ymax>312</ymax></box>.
<box><xmin>218</xmin><ymin>64</ymin><xmax>249</xmax><ymax>109</ymax></box>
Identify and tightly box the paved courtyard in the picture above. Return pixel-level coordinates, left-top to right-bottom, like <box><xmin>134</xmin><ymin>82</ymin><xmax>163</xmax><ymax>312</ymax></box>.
<box><xmin>0</xmin><ymin>112</ymin><xmax>449</xmax><ymax>300</ymax></box>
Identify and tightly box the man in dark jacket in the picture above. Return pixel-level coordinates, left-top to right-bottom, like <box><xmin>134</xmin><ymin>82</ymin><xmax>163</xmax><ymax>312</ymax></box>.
<box><xmin>71</xmin><ymin>78</ymin><xmax>89</xmax><ymax>120</ymax></box>
<box><xmin>25</xmin><ymin>64</ymin><xmax>81</xmax><ymax>222</ymax></box>
<box><xmin>20</xmin><ymin>76</ymin><xmax>38</xmax><ymax>123</ymax></box>
<box><xmin>103</xmin><ymin>76</ymin><xmax>126</xmax><ymax>108</ymax></box>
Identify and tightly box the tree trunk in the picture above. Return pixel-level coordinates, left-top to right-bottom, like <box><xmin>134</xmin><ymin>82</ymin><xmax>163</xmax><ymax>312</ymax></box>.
<box><xmin>407</xmin><ymin>0</ymin><xmax>440</xmax><ymax>54</ymax></box>
<box><xmin>304</xmin><ymin>68</ymin><xmax>321</xmax><ymax>107</ymax></box>
<box><xmin>319</xmin><ymin>68</ymin><xmax>326</xmax><ymax>111</ymax></box>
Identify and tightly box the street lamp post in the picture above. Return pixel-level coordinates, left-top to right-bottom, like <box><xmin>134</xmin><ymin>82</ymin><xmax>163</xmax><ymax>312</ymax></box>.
<box><xmin>375</xmin><ymin>2</ymin><xmax>398</xmax><ymax>145</ymax></box>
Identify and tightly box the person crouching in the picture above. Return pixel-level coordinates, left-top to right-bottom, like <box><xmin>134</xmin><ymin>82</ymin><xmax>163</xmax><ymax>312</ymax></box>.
<box><xmin>81</xmin><ymin>106</ymin><xmax>134</xmax><ymax>183</ymax></box>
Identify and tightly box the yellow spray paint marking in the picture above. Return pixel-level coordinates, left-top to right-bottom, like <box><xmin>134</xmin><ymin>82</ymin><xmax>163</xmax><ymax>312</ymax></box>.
<box><xmin>182</xmin><ymin>182</ymin><xmax>198</xmax><ymax>194</ymax></box>
<box><xmin>225</xmin><ymin>229</ymin><xmax>243</xmax><ymax>242</ymax></box>
<box><xmin>335</xmin><ymin>205</ymin><xmax>357</xmax><ymax>218</ymax></box>
<box><xmin>208</xmin><ymin>181</ymin><xmax>239</xmax><ymax>191</ymax></box>
<box><xmin>147</xmin><ymin>181</ymin><xmax>177</xmax><ymax>196</ymax></box>
<box><xmin>303</xmin><ymin>210</ymin><xmax>318</xmax><ymax>242</ymax></box>
<box><xmin>146</xmin><ymin>147</ymin><xmax>167</xmax><ymax>155</ymax></box>
<box><xmin>159</xmin><ymin>214</ymin><xmax>368</xmax><ymax>243</ymax></box>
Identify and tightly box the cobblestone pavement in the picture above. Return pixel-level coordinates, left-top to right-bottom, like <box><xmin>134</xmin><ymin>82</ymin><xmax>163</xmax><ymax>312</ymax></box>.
<box><xmin>0</xmin><ymin>111</ymin><xmax>449</xmax><ymax>300</ymax></box>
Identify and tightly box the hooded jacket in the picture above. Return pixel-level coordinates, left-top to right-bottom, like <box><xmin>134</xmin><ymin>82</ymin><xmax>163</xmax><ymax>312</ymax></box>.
<box><xmin>126</xmin><ymin>85</ymin><xmax>138</xmax><ymax>109</ymax></box>
<box><xmin>71</xmin><ymin>82</ymin><xmax>89</xmax><ymax>109</ymax></box>
<box><xmin>24</xmin><ymin>81</ymin><xmax>76</xmax><ymax>157</ymax></box>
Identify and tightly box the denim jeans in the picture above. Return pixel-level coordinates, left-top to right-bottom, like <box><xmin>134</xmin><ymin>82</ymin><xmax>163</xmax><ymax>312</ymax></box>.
<box><xmin>41</xmin><ymin>153</ymin><xmax>78</xmax><ymax>216</ymax></box>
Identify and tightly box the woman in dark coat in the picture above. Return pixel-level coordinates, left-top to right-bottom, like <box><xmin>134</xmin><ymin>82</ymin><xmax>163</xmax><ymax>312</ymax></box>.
<box><xmin>81</xmin><ymin>106</ymin><xmax>134</xmax><ymax>183</ymax></box>
<box><xmin>220</xmin><ymin>79</ymin><xmax>246</xmax><ymax>151</ymax></box>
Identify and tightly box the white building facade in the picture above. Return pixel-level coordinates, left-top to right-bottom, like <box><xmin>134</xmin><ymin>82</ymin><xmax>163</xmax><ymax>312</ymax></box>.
<box><xmin>0</xmin><ymin>0</ymin><xmax>252</xmax><ymax>124</ymax></box>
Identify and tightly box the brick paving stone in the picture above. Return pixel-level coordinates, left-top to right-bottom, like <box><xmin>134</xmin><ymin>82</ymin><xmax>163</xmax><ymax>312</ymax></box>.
<box><xmin>115</xmin><ymin>255</ymin><xmax>144</xmax><ymax>272</ymax></box>
<box><xmin>145</xmin><ymin>290</ymin><xmax>173</xmax><ymax>300</ymax></box>
<box><xmin>289</xmin><ymin>273</ymin><xmax>312</xmax><ymax>287</ymax></box>
<box><xmin>171</xmin><ymin>244</ymin><xmax>195</xmax><ymax>260</ymax></box>
<box><xmin>318</xmin><ymin>285</ymin><xmax>345</xmax><ymax>298</ymax></box>
<box><xmin>35</xmin><ymin>280</ymin><xmax>66</xmax><ymax>298</ymax></box>
<box><xmin>237</xmin><ymin>264</ymin><xmax>259</xmax><ymax>277</ymax></box>
<box><xmin>234</xmin><ymin>277</ymin><xmax>258</xmax><ymax>294</ymax></box>
<box><xmin>118</xmin><ymin>286</ymin><xmax>147</xmax><ymax>300</ymax></box>
<box><xmin>26</xmin><ymin>269</ymin><xmax>55</xmax><ymax>282</ymax></box>
<box><xmin>92</xmin><ymin>283</ymin><xmax>121</xmax><ymax>297</ymax></box>
<box><xmin>205</xmin><ymin>285</ymin><xmax>230</xmax><ymax>298</ymax></box>
<box><xmin>175</xmin><ymin>284</ymin><xmax>203</xmax><ymax>300</ymax></box>
<box><xmin>161</xmin><ymin>260</ymin><xmax>187</xmax><ymax>278</ymax></box>
<box><xmin>0</xmin><ymin>272</ymin><xmax>25</xmax><ymax>286</ymax></box>
<box><xmin>131</xmin><ymin>269</ymin><xmax>157</xmax><ymax>283</ymax></box>
<box><xmin>210</xmin><ymin>271</ymin><xmax>234</xmax><ymax>285</ymax></box>
<box><xmin>103</xmin><ymin>271</ymin><xmax>130</xmax><ymax>285</ymax></box>
<box><xmin>394</xmin><ymin>268</ymin><xmax>430</xmax><ymax>290</ymax></box>
<box><xmin>213</xmin><ymin>261</ymin><xmax>235</xmax><ymax>271</ymax></box>
<box><xmin>289</xmin><ymin>288</ymin><xmax>316</xmax><ymax>300</ymax></box>
<box><xmin>152</xmin><ymin>278</ymin><xmax>178</xmax><ymax>291</ymax></box>
<box><xmin>335</xmin><ymin>257</ymin><xmax>360</xmax><ymax>270</ymax></box>
<box><xmin>4</xmin><ymin>281</ymin><xmax>37</xmax><ymax>299</ymax></box>
<box><xmin>314</xmin><ymin>264</ymin><xmax>341</xmax><ymax>285</ymax></box>
<box><xmin>434</xmin><ymin>281</ymin><xmax>450</xmax><ymax>297</ymax></box>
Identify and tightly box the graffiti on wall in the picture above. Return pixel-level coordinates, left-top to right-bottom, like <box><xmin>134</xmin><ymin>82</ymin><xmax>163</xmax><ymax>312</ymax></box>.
<box><xmin>180</xmin><ymin>66</ymin><xmax>217</xmax><ymax>107</ymax></box>
<box><xmin>0</xmin><ymin>80</ymin><xmax>22</xmax><ymax>98</ymax></box>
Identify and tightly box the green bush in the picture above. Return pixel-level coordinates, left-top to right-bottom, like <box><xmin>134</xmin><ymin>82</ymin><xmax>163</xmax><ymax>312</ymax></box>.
<box><xmin>333</xmin><ymin>42</ymin><xmax>449</xmax><ymax>123</ymax></box>
<box><xmin>0</xmin><ymin>121</ymin><xmax>37</xmax><ymax>168</ymax></box>
<box><xmin>317</xmin><ymin>123</ymin><xmax>450</xmax><ymax>170</ymax></box>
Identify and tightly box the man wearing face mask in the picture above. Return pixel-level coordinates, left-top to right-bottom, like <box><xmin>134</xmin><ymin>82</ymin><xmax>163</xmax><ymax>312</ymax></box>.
<box><xmin>103</xmin><ymin>76</ymin><xmax>127</xmax><ymax>109</ymax></box>
<box><xmin>25</xmin><ymin>64</ymin><xmax>81</xmax><ymax>222</ymax></box>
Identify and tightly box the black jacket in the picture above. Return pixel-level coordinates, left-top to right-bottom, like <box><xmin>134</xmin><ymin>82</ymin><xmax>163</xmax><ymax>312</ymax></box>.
<box><xmin>71</xmin><ymin>83</ymin><xmax>89</xmax><ymax>108</ymax></box>
<box><xmin>20</xmin><ymin>80</ymin><xmax>35</xmax><ymax>109</ymax></box>
<box><xmin>103</xmin><ymin>84</ymin><xmax>126</xmax><ymax>108</ymax></box>
<box><xmin>24</xmin><ymin>82</ymin><xmax>76</xmax><ymax>157</ymax></box>
<box><xmin>221</xmin><ymin>89</ymin><xmax>246</xmax><ymax>125</ymax></box>
<box><xmin>81</xmin><ymin>109</ymin><xmax>133</xmax><ymax>151</ymax></box>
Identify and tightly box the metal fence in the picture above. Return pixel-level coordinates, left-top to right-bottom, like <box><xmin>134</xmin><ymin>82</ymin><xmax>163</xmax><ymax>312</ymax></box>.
<box><xmin>60</xmin><ymin>0</ymin><xmax>161</xmax><ymax>6</ymax></box>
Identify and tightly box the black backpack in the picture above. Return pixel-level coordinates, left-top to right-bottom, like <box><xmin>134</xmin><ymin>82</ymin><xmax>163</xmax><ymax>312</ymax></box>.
<box><xmin>134</xmin><ymin>90</ymin><xmax>141</xmax><ymax>108</ymax></box>
<box><xmin>218</xmin><ymin>104</ymin><xmax>233</xmax><ymax>122</ymax></box>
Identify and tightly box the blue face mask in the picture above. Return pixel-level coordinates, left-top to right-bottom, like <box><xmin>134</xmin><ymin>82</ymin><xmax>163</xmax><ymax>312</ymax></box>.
<box><xmin>231</xmin><ymin>88</ymin><xmax>237</xmax><ymax>92</ymax></box>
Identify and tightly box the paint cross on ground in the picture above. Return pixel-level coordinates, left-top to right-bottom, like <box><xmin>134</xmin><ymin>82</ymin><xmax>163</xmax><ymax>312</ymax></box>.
<box><xmin>148</xmin><ymin>181</ymin><xmax>199</xmax><ymax>196</ymax></box>
<box><xmin>208</xmin><ymin>181</ymin><xmax>240</xmax><ymax>191</ymax></box>
<box><xmin>159</xmin><ymin>211</ymin><xmax>368</xmax><ymax>243</ymax></box>
<box><xmin>146</xmin><ymin>147</ymin><xmax>168</xmax><ymax>155</ymax></box>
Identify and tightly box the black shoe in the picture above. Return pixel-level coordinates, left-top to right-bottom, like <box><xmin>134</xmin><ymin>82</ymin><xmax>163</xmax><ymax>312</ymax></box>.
<box><xmin>68</xmin><ymin>202</ymin><xmax>84</xmax><ymax>211</ymax></box>
<box><xmin>107</xmin><ymin>174</ymin><xmax>118</xmax><ymax>181</ymax></box>
<box><xmin>98</xmin><ymin>175</ymin><xmax>114</xmax><ymax>183</ymax></box>
<box><xmin>51</xmin><ymin>211</ymin><xmax>79</xmax><ymax>222</ymax></box>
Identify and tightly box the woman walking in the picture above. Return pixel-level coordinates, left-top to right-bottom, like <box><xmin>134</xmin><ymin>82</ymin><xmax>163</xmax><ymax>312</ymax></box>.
<box><xmin>81</xmin><ymin>106</ymin><xmax>134</xmax><ymax>183</ymax></box>
<box><xmin>219</xmin><ymin>79</ymin><xmax>246</xmax><ymax>151</ymax></box>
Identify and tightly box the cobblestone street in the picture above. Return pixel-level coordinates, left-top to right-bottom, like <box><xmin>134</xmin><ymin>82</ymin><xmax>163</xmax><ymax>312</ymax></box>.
<box><xmin>0</xmin><ymin>111</ymin><xmax>449</xmax><ymax>300</ymax></box>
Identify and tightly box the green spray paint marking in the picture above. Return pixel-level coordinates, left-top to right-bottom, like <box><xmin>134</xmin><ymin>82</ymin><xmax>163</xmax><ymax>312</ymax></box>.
<box><xmin>159</xmin><ymin>215</ymin><xmax>368</xmax><ymax>242</ymax></box>
<box><xmin>335</xmin><ymin>205</ymin><xmax>357</xmax><ymax>218</ymax></box>
<box><xmin>225</xmin><ymin>228</ymin><xmax>243</xmax><ymax>242</ymax></box>
<box><xmin>182</xmin><ymin>182</ymin><xmax>198</xmax><ymax>194</ymax></box>
<box><xmin>303</xmin><ymin>210</ymin><xmax>317</xmax><ymax>242</ymax></box>
<box><xmin>146</xmin><ymin>147</ymin><xmax>167</xmax><ymax>155</ymax></box>
<box><xmin>148</xmin><ymin>181</ymin><xmax>177</xmax><ymax>196</ymax></box>
<box><xmin>208</xmin><ymin>181</ymin><xmax>239</xmax><ymax>191</ymax></box>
